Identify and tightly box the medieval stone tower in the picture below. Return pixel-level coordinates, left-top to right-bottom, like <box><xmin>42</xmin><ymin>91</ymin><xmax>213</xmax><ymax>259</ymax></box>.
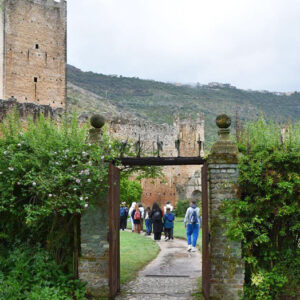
<box><xmin>0</xmin><ymin>0</ymin><xmax>67</xmax><ymax>109</ymax></box>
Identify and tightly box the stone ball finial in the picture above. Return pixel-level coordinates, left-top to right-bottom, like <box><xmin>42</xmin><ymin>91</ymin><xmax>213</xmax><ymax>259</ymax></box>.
<box><xmin>216</xmin><ymin>114</ymin><xmax>231</xmax><ymax>129</ymax></box>
<box><xmin>90</xmin><ymin>114</ymin><xmax>105</xmax><ymax>129</ymax></box>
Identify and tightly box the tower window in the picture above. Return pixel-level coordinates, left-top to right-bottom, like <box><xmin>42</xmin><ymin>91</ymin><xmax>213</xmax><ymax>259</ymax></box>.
<box><xmin>34</xmin><ymin>77</ymin><xmax>38</xmax><ymax>83</ymax></box>
<box><xmin>35</xmin><ymin>44</ymin><xmax>39</xmax><ymax>49</ymax></box>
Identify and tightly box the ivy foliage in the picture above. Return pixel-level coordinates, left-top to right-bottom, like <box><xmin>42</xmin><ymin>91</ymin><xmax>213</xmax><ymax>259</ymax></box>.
<box><xmin>222</xmin><ymin>119</ymin><xmax>300</xmax><ymax>299</ymax></box>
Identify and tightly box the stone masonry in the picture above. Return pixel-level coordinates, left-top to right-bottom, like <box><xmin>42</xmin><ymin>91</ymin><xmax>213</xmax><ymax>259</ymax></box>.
<box><xmin>109</xmin><ymin>113</ymin><xmax>205</xmax><ymax>208</ymax></box>
<box><xmin>79</xmin><ymin>125</ymin><xmax>110</xmax><ymax>298</ymax></box>
<box><xmin>207</xmin><ymin>114</ymin><xmax>244</xmax><ymax>299</ymax></box>
<box><xmin>79</xmin><ymin>192</ymin><xmax>110</xmax><ymax>298</ymax></box>
<box><xmin>0</xmin><ymin>0</ymin><xmax>67</xmax><ymax>109</ymax></box>
<box><xmin>0</xmin><ymin>98</ymin><xmax>63</xmax><ymax>122</ymax></box>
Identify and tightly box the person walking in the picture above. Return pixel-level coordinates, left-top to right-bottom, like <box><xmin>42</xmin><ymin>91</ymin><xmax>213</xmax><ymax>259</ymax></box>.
<box><xmin>150</xmin><ymin>202</ymin><xmax>163</xmax><ymax>241</ymax></box>
<box><xmin>120</xmin><ymin>202</ymin><xmax>127</xmax><ymax>231</ymax></box>
<box><xmin>131</xmin><ymin>204</ymin><xmax>141</xmax><ymax>234</ymax></box>
<box><xmin>163</xmin><ymin>201</ymin><xmax>174</xmax><ymax>216</ymax></box>
<box><xmin>163</xmin><ymin>207</ymin><xmax>175</xmax><ymax>241</ymax></box>
<box><xmin>144</xmin><ymin>206</ymin><xmax>152</xmax><ymax>235</ymax></box>
<box><xmin>128</xmin><ymin>202</ymin><xmax>136</xmax><ymax>232</ymax></box>
<box><xmin>163</xmin><ymin>201</ymin><xmax>174</xmax><ymax>239</ymax></box>
<box><xmin>184</xmin><ymin>199</ymin><xmax>201</xmax><ymax>252</ymax></box>
<box><xmin>124</xmin><ymin>204</ymin><xmax>129</xmax><ymax>229</ymax></box>
<box><xmin>138</xmin><ymin>203</ymin><xmax>144</xmax><ymax>232</ymax></box>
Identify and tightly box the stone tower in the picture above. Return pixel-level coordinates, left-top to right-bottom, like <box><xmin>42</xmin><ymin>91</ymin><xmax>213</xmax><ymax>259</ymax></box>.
<box><xmin>0</xmin><ymin>0</ymin><xmax>67</xmax><ymax>109</ymax></box>
<box><xmin>174</xmin><ymin>113</ymin><xmax>205</xmax><ymax>157</ymax></box>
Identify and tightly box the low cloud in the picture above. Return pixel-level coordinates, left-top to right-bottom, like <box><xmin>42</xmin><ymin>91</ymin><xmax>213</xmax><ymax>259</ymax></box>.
<box><xmin>68</xmin><ymin>0</ymin><xmax>300</xmax><ymax>92</ymax></box>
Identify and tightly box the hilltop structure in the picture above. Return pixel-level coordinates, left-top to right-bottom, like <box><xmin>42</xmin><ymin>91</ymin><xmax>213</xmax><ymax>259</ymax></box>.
<box><xmin>0</xmin><ymin>0</ymin><xmax>67</xmax><ymax>109</ymax></box>
<box><xmin>109</xmin><ymin>113</ymin><xmax>205</xmax><ymax>207</ymax></box>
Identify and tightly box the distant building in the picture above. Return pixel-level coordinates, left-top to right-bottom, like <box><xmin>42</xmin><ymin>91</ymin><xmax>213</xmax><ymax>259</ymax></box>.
<box><xmin>0</xmin><ymin>0</ymin><xmax>67</xmax><ymax>109</ymax></box>
<box><xmin>207</xmin><ymin>82</ymin><xmax>235</xmax><ymax>89</ymax></box>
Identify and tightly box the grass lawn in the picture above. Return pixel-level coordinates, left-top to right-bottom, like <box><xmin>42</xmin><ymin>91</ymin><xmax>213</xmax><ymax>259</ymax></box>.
<box><xmin>173</xmin><ymin>217</ymin><xmax>202</xmax><ymax>250</ymax></box>
<box><xmin>126</xmin><ymin>217</ymin><xmax>202</xmax><ymax>250</ymax></box>
<box><xmin>120</xmin><ymin>230</ymin><xmax>160</xmax><ymax>284</ymax></box>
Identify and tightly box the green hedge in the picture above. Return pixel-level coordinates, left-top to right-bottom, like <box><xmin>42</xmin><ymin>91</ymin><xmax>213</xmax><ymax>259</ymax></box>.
<box><xmin>222</xmin><ymin>119</ymin><xmax>300</xmax><ymax>299</ymax></box>
<box><xmin>174</xmin><ymin>199</ymin><xmax>201</xmax><ymax>217</ymax></box>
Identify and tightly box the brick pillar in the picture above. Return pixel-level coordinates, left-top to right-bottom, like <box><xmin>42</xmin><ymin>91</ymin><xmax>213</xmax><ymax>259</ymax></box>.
<box><xmin>79</xmin><ymin>115</ymin><xmax>110</xmax><ymax>297</ymax></box>
<box><xmin>207</xmin><ymin>114</ymin><xmax>244</xmax><ymax>299</ymax></box>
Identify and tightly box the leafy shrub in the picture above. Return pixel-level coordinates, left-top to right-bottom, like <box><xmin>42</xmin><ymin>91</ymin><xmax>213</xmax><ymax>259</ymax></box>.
<box><xmin>0</xmin><ymin>245</ymin><xmax>86</xmax><ymax>300</ymax></box>
<box><xmin>0</xmin><ymin>112</ymin><xmax>160</xmax><ymax>274</ymax></box>
<box><xmin>120</xmin><ymin>178</ymin><xmax>143</xmax><ymax>205</ymax></box>
<box><xmin>174</xmin><ymin>199</ymin><xmax>190</xmax><ymax>217</ymax></box>
<box><xmin>222</xmin><ymin>118</ymin><xmax>300</xmax><ymax>299</ymax></box>
<box><xmin>174</xmin><ymin>199</ymin><xmax>201</xmax><ymax>217</ymax></box>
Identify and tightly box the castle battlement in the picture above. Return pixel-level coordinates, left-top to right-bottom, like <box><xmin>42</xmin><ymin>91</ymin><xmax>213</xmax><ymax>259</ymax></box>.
<box><xmin>5</xmin><ymin>0</ymin><xmax>66</xmax><ymax>9</ymax></box>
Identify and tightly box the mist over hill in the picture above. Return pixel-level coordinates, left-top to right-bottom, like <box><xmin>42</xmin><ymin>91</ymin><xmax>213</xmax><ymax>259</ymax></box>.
<box><xmin>67</xmin><ymin>65</ymin><xmax>300</xmax><ymax>146</ymax></box>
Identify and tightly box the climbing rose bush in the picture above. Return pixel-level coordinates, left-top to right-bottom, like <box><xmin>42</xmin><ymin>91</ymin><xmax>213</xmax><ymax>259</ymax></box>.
<box><xmin>0</xmin><ymin>114</ymin><xmax>112</xmax><ymax>229</ymax></box>
<box><xmin>0</xmin><ymin>112</ymin><xmax>160</xmax><ymax>262</ymax></box>
<box><xmin>0</xmin><ymin>112</ymin><xmax>161</xmax><ymax>298</ymax></box>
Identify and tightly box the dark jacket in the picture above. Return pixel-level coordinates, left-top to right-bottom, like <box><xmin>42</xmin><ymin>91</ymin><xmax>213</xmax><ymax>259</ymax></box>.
<box><xmin>150</xmin><ymin>209</ymin><xmax>163</xmax><ymax>233</ymax></box>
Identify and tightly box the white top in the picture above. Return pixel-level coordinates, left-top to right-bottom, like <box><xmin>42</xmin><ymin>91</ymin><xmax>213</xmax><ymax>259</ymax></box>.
<box><xmin>144</xmin><ymin>211</ymin><xmax>150</xmax><ymax>219</ymax></box>
<box><xmin>163</xmin><ymin>204</ymin><xmax>174</xmax><ymax>214</ymax></box>
<box><xmin>139</xmin><ymin>207</ymin><xmax>145</xmax><ymax>219</ymax></box>
<box><xmin>128</xmin><ymin>202</ymin><xmax>136</xmax><ymax>217</ymax></box>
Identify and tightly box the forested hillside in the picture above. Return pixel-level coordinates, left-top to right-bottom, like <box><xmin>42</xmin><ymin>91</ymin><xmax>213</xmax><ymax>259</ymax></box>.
<box><xmin>67</xmin><ymin>65</ymin><xmax>300</xmax><ymax>145</ymax></box>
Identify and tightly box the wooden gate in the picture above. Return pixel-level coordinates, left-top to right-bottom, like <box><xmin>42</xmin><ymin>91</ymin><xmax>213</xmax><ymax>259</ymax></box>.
<box><xmin>108</xmin><ymin>164</ymin><xmax>120</xmax><ymax>298</ymax></box>
<box><xmin>109</xmin><ymin>156</ymin><xmax>208</xmax><ymax>297</ymax></box>
<box><xmin>202</xmin><ymin>162</ymin><xmax>210</xmax><ymax>299</ymax></box>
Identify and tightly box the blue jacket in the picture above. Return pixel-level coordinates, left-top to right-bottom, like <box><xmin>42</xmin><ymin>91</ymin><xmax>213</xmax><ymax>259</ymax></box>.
<box><xmin>163</xmin><ymin>213</ymin><xmax>174</xmax><ymax>229</ymax></box>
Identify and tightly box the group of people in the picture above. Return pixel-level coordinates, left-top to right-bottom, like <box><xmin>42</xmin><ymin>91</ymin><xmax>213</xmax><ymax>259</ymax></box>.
<box><xmin>120</xmin><ymin>201</ymin><xmax>175</xmax><ymax>240</ymax></box>
<box><xmin>120</xmin><ymin>199</ymin><xmax>201</xmax><ymax>251</ymax></box>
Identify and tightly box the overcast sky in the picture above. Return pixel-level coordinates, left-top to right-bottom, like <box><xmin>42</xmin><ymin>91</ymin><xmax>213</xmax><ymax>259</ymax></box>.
<box><xmin>68</xmin><ymin>0</ymin><xmax>300</xmax><ymax>92</ymax></box>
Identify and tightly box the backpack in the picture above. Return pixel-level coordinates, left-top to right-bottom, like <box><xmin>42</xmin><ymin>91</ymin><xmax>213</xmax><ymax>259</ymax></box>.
<box><xmin>120</xmin><ymin>207</ymin><xmax>126</xmax><ymax>217</ymax></box>
<box><xmin>153</xmin><ymin>210</ymin><xmax>161</xmax><ymax>221</ymax></box>
<box><xmin>134</xmin><ymin>210</ymin><xmax>141</xmax><ymax>220</ymax></box>
<box><xmin>190</xmin><ymin>209</ymin><xmax>198</xmax><ymax>224</ymax></box>
<box><xmin>167</xmin><ymin>213</ymin><xmax>174</xmax><ymax>222</ymax></box>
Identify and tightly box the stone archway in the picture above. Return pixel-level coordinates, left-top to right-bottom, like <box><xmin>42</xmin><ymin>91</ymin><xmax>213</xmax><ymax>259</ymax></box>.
<box><xmin>191</xmin><ymin>189</ymin><xmax>202</xmax><ymax>201</ymax></box>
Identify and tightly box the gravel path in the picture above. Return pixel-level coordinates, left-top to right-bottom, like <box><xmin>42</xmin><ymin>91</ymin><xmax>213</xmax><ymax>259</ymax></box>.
<box><xmin>116</xmin><ymin>235</ymin><xmax>202</xmax><ymax>300</ymax></box>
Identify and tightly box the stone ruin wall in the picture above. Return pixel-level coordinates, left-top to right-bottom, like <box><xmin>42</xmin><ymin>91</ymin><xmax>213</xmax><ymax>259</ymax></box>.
<box><xmin>0</xmin><ymin>98</ymin><xmax>64</xmax><ymax>123</ymax></box>
<box><xmin>108</xmin><ymin>114</ymin><xmax>205</xmax><ymax>208</ymax></box>
<box><xmin>0</xmin><ymin>0</ymin><xmax>66</xmax><ymax>109</ymax></box>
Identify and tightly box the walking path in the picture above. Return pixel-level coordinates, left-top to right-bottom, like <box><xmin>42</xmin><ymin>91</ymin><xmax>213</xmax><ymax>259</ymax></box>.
<box><xmin>116</xmin><ymin>235</ymin><xmax>202</xmax><ymax>300</ymax></box>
